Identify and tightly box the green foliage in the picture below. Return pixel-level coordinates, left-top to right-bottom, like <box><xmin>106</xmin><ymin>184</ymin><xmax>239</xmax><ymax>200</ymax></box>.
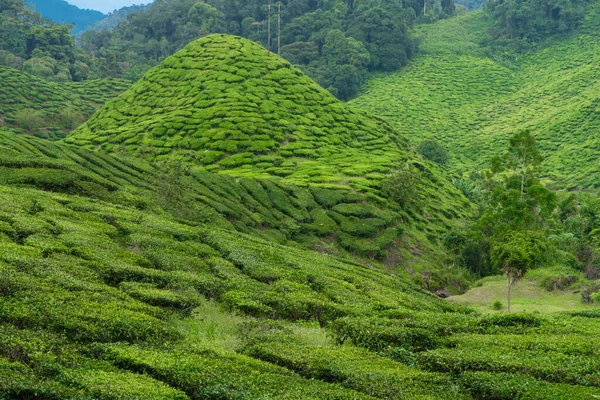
<box><xmin>99</xmin><ymin>344</ymin><xmax>372</xmax><ymax>399</ymax></box>
<box><xmin>242</xmin><ymin>337</ymin><xmax>468</xmax><ymax>399</ymax></box>
<box><xmin>417</xmin><ymin>139</ymin><xmax>450</xmax><ymax>166</ymax></box>
<box><xmin>352</xmin><ymin>10</ymin><xmax>600</xmax><ymax>190</ymax></box>
<box><xmin>491</xmin><ymin>230</ymin><xmax>550</xmax><ymax>311</ymax></box>
<box><xmin>0</xmin><ymin>121</ymin><xmax>599</xmax><ymax>397</ymax></box>
<box><xmin>441</xmin><ymin>0</ymin><xmax>456</xmax><ymax>16</ymax></box>
<box><xmin>188</xmin><ymin>2</ymin><xmax>225</xmax><ymax>33</ymax></box>
<box><xmin>0</xmin><ymin>136</ymin><xmax>477</xmax><ymax>397</ymax></box>
<box><xmin>3</xmin><ymin>8</ymin><xmax>599</xmax><ymax>394</ymax></box>
<box><xmin>307</xmin><ymin>29</ymin><xmax>371</xmax><ymax>100</ymax></box>
<box><xmin>459</xmin><ymin>371</ymin><xmax>600</xmax><ymax>399</ymax></box>
<box><xmin>486</xmin><ymin>0</ymin><xmax>594</xmax><ymax>44</ymax></box>
<box><xmin>68</xmin><ymin>35</ymin><xmax>405</xmax><ymax>190</ymax></box>
<box><xmin>491</xmin><ymin>230</ymin><xmax>549</xmax><ymax>274</ymax></box>
<box><xmin>0</xmin><ymin>2</ymin><xmax>93</xmax><ymax>81</ymax></box>
<box><xmin>73</xmin><ymin>0</ymin><xmax>448</xmax><ymax>98</ymax></box>
<box><xmin>452</xmin><ymin>178</ymin><xmax>484</xmax><ymax>203</ymax></box>
<box><xmin>382</xmin><ymin>164</ymin><xmax>421</xmax><ymax>208</ymax></box>
<box><xmin>64</xmin><ymin>34</ymin><xmax>475</xmax><ymax>281</ymax></box>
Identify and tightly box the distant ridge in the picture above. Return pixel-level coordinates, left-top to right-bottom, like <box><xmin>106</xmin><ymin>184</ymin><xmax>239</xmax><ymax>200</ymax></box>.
<box><xmin>25</xmin><ymin>0</ymin><xmax>105</xmax><ymax>33</ymax></box>
<box><xmin>76</xmin><ymin>3</ymin><xmax>151</xmax><ymax>36</ymax></box>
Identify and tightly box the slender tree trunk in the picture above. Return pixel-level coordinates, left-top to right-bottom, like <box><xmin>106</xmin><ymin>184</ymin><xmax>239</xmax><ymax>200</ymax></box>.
<box><xmin>424</xmin><ymin>0</ymin><xmax>427</xmax><ymax>15</ymax></box>
<box><xmin>520</xmin><ymin>152</ymin><xmax>526</xmax><ymax>201</ymax></box>
<box><xmin>267</xmin><ymin>4</ymin><xmax>271</xmax><ymax>56</ymax></box>
<box><xmin>277</xmin><ymin>3</ymin><xmax>281</xmax><ymax>60</ymax></box>
<box><xmin>507</xmin><ymin>275</ymin><xmax>511</xmax><ymax>312</ymax></box>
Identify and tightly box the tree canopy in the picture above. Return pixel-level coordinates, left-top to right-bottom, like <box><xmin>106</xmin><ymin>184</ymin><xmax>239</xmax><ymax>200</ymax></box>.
<box><xmin>76</xmin><ymin>0</ymin><xmax>454</xmax><ymax>98</ymax></box>
<box><xmin>0</xmin><ymin>0</ymin><xmax>91</xmax><ymax>81</ymax></box>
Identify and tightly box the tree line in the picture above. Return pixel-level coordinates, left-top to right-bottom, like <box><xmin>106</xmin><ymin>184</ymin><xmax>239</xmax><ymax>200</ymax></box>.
<box><xmin>439</xmin><ymin>130</ymin><xmax>599</xmax><ymax>310</ymax></box>
<box><xmin>2</xmin><ymin>0</ymin><xmax>595</xmax><ymax>98</ymax></box>
<box><xmin>0</xmin><ymin>0</ymin><xmax>92</xmax><ymax>81</ymax></box>
<box><xmin>0</xmin><ymin>0</ymin><xmax>458</xmax><ymax>99</ymax></box>
<box><xmin>79</xmin><ymin>0</ymin><xmax>456</xmax><ymax>99</ymax></box>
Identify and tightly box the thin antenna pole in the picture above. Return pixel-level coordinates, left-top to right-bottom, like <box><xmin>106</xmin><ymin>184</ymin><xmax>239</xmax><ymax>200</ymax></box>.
<box><xmin>267</xmin><ymin>3</ymin><xmax>271</xmax><ymax>56</ymax></box>
<box><xmin>277</xmin><ymin>2</ymin><xmax>281</xmax><ymax>60</ymax></box>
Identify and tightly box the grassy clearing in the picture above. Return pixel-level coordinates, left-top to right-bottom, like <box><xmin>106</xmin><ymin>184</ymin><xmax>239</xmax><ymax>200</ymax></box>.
<box><xmin>449</xmin><ymin>274</ymin><xmax>596</xmax><ymax>313</ymax></box>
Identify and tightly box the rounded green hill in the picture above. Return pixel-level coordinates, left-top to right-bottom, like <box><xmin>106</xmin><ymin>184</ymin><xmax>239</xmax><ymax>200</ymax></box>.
<box><xmin>67</xmin><ymin>34</ymin><xmax>406</xmax><ymax>189</ymax></box>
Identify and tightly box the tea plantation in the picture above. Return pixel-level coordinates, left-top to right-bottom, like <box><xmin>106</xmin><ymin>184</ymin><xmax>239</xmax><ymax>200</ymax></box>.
<box><xmin>68</xmin><ymin>34</ymin><xmax>408</xmax><ymax>190</ymax></box>
<box><xmin>351</xmin><ymin>7</ymin><xmax>600</xmax><ymax>189</ymax></box>
<box><xmin>64</xmin><ymin>34</ymin><xmax>477</xmax><ymax>284</ymax></box>
<box><xmin>1</xmin><ymin>123</ymin><xmax>600</xmax><ymax>398</ymax></box>
<box><xmin>0</xmin><ymin>67</ymin><xmax>129</xmax><ymax>140</ymax></box>
<box><xmin>1</xmin><ymin>123</ymin><xmax>473</xmax><ymax>278</ymax></box>
<box><xmin>1</xmin><ymin>3</ymin><xmax>600</xmax><ymax>397</ymax></box>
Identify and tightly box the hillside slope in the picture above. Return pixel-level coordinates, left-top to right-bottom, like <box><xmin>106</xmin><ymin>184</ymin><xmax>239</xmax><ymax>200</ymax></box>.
<box><xmin>351</xmin><ymin>9</ymin><xmax>600</xmax><ymax>189</ymax></box>
<box><xmin>0</xmin><ymin>66</ymin><xmax>129</xmax><ymax>140</ymax></box>
<box><xmin>68</xmin><ymin>34</ymin><xmax>405</xmax><ymax>191</ymax></box>
<box><xmin>3</xmin><ymin>126</ymin><xmax>600</xmax><ymax>398</ymax></box>
<box><xmin>4</xmin><ymin>122</ymin><xmax>470</xmax><ymax>292</ymax></box>
<box><xmin>66</xmin><ymin>34</ymin><xmax>475</xmax><ymax>278</ymax></box>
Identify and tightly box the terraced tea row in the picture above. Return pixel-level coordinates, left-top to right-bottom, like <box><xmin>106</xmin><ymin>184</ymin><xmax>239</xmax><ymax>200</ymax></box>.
<box><xmin>67</xmin><ymin>35</ymin><xmax>407</xmax><ymax>191</ymax></box>
<box><xmin>352</xmin><ymin>10</ymin><xmax>600</xmax><ymax>189</ymax></box>
<box><xmin>0</xmin><ymin>128</ymin><xmax>472</xmax><ymax>284</ymax></box>
<box><xmin>3</xmin><ymin>154</ymin><xmax>599</xmax><ymax>398</ymax></box>
<box><xmin>0</xmin><ymin>66</ymin><xmax>129</xmax><ymax>140</ymax></box>
<box><xmin>0</xmin><ymin>156</ymin><xmax>471</xmax><ymax>398</ymax></box>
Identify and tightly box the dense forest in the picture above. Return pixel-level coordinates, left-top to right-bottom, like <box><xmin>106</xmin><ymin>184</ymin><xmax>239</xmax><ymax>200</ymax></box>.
<box><xmin>78</xmin><ymin>0</ymin><xmax>430</xmax><ymax>99</ymax></box>
<box><xmin>0</xmin><ymin>0</ymin><xmax>92</xmax><ymax>80</ymax></box>
<box><xmin>1</xmin><ymin>0</ymin><xmax>594</xmax><ymax>97</ymax></box>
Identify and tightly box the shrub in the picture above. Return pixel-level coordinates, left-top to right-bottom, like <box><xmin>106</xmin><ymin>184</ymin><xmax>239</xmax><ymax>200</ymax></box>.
<box><xmin>57</xmin><ymin>107</ymin><xmax>84</xmax><ymax>130</ymax></box>
<box><xmin>382</xmin><ymin>165</ymin><xmax>421</xmax><ymax>208</ymax></box>
<box><xmin>60</xmin><ymin>369</ymin><xmax>189</xmax><ymax>399</ymax></box>
<box><xmin>417</xmin><ymin>139</ymin><xmax>450</xmax><ymax>166</ymax></box>
<box><xmin>0</xmin><ymin>358</ymin><xmax>77</xmax><ymax>399</ymax></box>
<box><xmin>13</xmin><ymin>109</ymin><xmax>45</xmax><ymax>133</ymax></box>
<box><xmin>99</xmin><ymin>344</ymin><xmax>371</xmax><ymax>399</ymax></box>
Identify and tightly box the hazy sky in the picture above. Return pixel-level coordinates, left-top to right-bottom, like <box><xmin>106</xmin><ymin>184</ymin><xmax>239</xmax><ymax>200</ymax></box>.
<box><xmin>66</xmin><ymin>0</ymin><xmax>150</xmax><ymax>14</ymax></box>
